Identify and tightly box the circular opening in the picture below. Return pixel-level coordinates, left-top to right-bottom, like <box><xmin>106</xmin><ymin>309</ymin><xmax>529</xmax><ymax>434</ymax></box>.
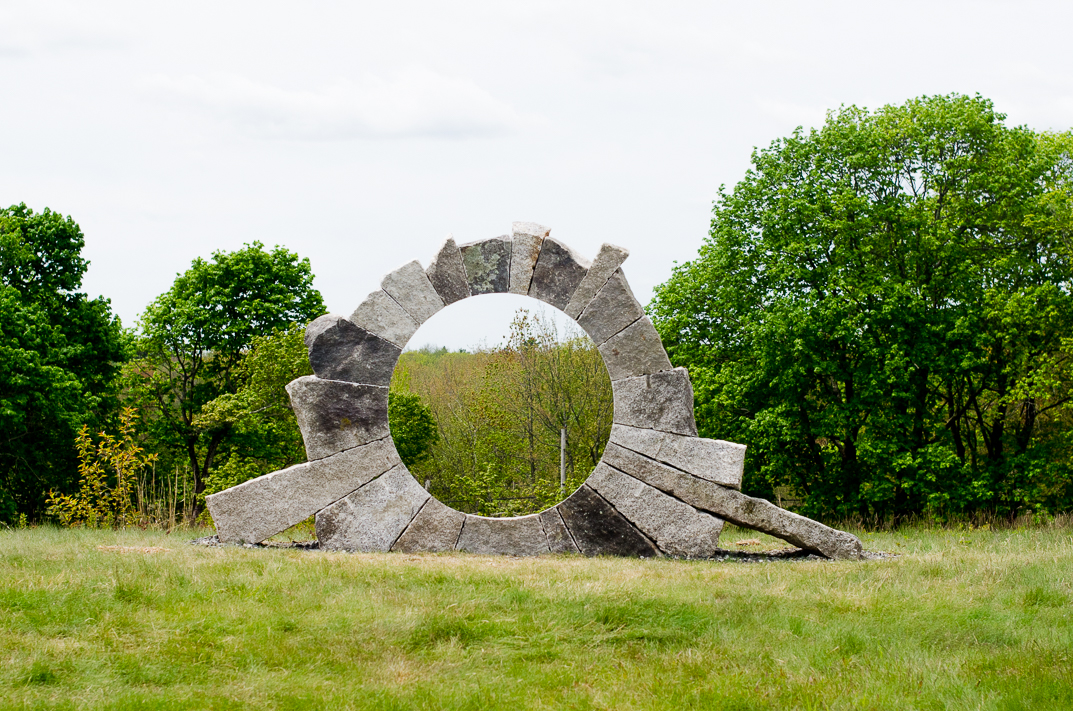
<box><xmin>388</xmin><ymin>294</ymin><xmax>613</xmax><ymax>517</ymax></box>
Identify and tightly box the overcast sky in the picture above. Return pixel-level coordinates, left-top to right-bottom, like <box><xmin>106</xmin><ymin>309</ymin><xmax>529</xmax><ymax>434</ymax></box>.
<box><xmin>3</xmin><ymin>1</ymin><xmax>1072</xmax><ymax>350</ymax></box>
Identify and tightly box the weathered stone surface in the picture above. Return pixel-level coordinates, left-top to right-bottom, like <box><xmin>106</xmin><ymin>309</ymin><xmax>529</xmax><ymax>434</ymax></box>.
<box><xmin>381</xmin><ymin>260</ymin><xmax>445</xmax><ymax>325</ymax></box>
<box><xmin>392</xmin><ymin>497</ymin><xmax>466</xmax><ymax>553</ymax></box>
<box><xmin>612</xmin><ymin>368</ymin><xmax>698</xmax><ymax>436</ymax></box>
<box><xmin>426</xmin><ymin>236</ymin><xmax>471</xmax><ymax>305</ymax></box>
<box><xmin>609</xmin><ymin>425</ymin><xmax>744</xmax><ymax>489</ymax></box>
<box><xmin>207</xmin><ymin>437</ymin><xmax>401</xmax><ymax>544</ymax></box>
<box><xmin>528</xmin><ymin>237</ymin><xmax>591</xmax><ymax>310</ymax></box>
<box><xmin>455</xmin><ymin>513</ymin><xmax>550</xmax><ymax>556</ymax></box>
<box><xmin>603</xmin><ymin>444</ymin><xmax>863</xmax><ymax>560</ymax></box>
<box><xmin>316</xmin><ymin>464</ymin><xmax>430</xmax><ymax>552</ymax></box>
<box><xmin>555</xmin><ymin>485</ymin><xmax>661</xmax><ymax>558</ymax></box>
<box><xmin>286</xmin><ymin>376</ymin><xmax>389</xmax><ymax>460</ymax></box>
<box><xmin>564</xmin><ymin>243</ymin><xmax>629</xmax><ymax>319</ymax></box>
<box><xmin>349</xmin><ymin>290</ymin><xmax>418</xmax><ymax>348</ymax></box>
<box><xmin>577</xmin><ymin>269</ymin><xmax>645</xmax><ymax>345</ymax></box>
<box><xmin>598</xmin><ymin>315</ymin><xmax>672</xmax><ymax>381</ymax></box>
<box><xmin>305</xmin><ymin>314</ymin><xmax>401</xmax><ymax>386</ymax></box>
<box><xmin>586</xmin><ymin>462</ymin><xmax>723</xmax><ymax>558</ymax></box>
<box><xmin>539</xmin><ymin>507</ymin><xmax>580</xmax><ymax>554</ymax></box>
<box><xmin>508</xmin><ymin>222</ymin><xmax>548</xmax><ymax>295</ymax></box>
<box><xmin>461</xmin><ymin>236</ymin><xmax>511</xmax><ymax>295</ymax></box>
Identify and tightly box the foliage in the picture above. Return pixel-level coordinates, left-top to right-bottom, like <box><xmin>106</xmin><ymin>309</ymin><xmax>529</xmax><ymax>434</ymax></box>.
<box><xmin>650</xmin><ymin>94</ymin><xmax>1073</xmax><ymax>519</ymax></box>
<box><xmin>124</xmin><ymin>244</ymin><xmax>324</xmax><ymax>505</ymax></box>
<box><xmin>388</xmin><ymin>391</ymin><xmax>439</xmax><ymax>468</ymax></box>
<box><xmin>46</xmin><ymin>408</ymin><xmax>157</xmax><ymax>528</ymax></box>
<box><xmin>0</xmin><ymin>204</ymin><xmax>125</xmax><ymax>521</ymax></box>
<box><xmin>397</xmin><ymin>309</ymin><xmax>612</xmax><ymax>515</ymax></box>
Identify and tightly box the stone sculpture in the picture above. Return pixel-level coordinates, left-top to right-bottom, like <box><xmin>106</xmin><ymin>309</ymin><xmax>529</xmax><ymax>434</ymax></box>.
<box><xmin>206</xmin><ymin>223</ymin><xmax>864</xmax><ymax>560</ymax></box>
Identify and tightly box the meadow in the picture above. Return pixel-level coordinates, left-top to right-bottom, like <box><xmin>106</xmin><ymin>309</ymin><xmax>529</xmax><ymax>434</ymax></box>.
<box><xmin>2</xmin><ymin>522</ymin><xmax>1071</xmax><ymax>710</ymax></box>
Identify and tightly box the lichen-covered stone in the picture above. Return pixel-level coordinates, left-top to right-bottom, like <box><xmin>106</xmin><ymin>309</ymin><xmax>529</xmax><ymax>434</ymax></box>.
<box><xmin>392</xmin><ymin>497</ymin><xmax>466</xmax><ymax>553</ymax></box>
<box><xmin>609</xmin><ymin>425</ymin><xmax>744</xmax><ymax>489</ymax></box>
<box><xmin>603</xmin><ymin>444</ymin><xmax>863</xmax><ymax>560</ymax></box>
<box><xmin>461</xmin><ymin>236</ymin><xmax>511</xmax><ymax>295</ymax></box>
<box><xmin>612</xmin><ymin>368</ymin><xmax>698</xmax><ymax>436</ymax></box>
<box><xmin>349</xmin><ymin>290</ymin><xmax>418</xmax><ymax>348</ymax></box>
<box><xmin>508</xmin><ymin>222</ymin><xmax>548</xmax><ymax>295</ymax></box>
<box><xmin>598</xmin><ymin>315</ymin><xmax>672</xmax><ymax>381</ymax></box>
<box><xmin>207</xmin><ymin>437</ymin><xmax>401</xmax><ymax>544</ymax></box>
<box><xmin>528</xmin><ymin>237</ymin><xmax>591</xmax><ymax>310</ymax></box>
<box><xmin>426</xmin><ymin>236</ymin><xmax>471</xmax><ymax>305</ymax></box>
<box><xmin>316</xmin><ymin>464</ymin><xmax>430</xmax><ymax>551</ymax></box>
<box><xmin>577</xmin><ymin>269</ymin><xmax>645</xmax><ymax>345</ymax></box>
<box><xmin>286</xmin><ymin>376</ymin><xmax>389</xmax><ymax>460</ymax></box>
<box><xmin>305</xmin><ymin>314</ymin><xmax>401</xmax><ymax>386</ymax></box>
<box><xmin>587</xmin><ymin>462</ymin><xmax>723</xmax><ymax>558</ymax></box>
<box><xmin>564</xmin><ymin>243</ymin><xmax>629</xmax><ymax>318</ymax></box>
<box><xmin>539</xmin><ymin>507</ymin><xmax>580</xmax><ymax>554</ymax></box>
<box><xmin>381</xmin><ymin>260</ymin><xmax>445</xmax><ymax>325</ymax></box>
<box><xmin>455</xmin><ymin>513</ymin><xmax>549</xmax><ymax>556</ymax></box>
<box><xmin>555</xmin><ymin>485</ymin><xmax>661</xmax><ymax>557</ymax></box>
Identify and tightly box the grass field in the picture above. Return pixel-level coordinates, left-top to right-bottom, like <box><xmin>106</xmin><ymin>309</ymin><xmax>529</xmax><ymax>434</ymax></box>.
<box><xmin>2</xmin><ymin>523</ymin><xmax>1071</xmax><ymax>710</ymax></box>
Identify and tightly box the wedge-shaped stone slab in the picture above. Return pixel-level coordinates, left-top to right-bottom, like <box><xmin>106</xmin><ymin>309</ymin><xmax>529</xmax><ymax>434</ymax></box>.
<box><xmin>306</xmin><ymin>314</ymin><xmax>401</xmax><ymax>386</ymax></box>
<box><xmin>555</xmin><ymin>485</ymin><xmax>661</xmax><ymax>558</ymax></box>
<box><xmin>509</xmin><ymin>222</ymin><xmax>548</xmax><ymax>295</ymax></box>
<box><xmin>539</xmin><ymin>507</ymin><xmax>580</xmax><ymax>554</ymax></box>
<box><xmin>587</xmin><ymin>462</ymin><xmax>722</xmax><ymax>558</ymax></box>
<box><xmin>381</xmin><ymin>260</ymin><xmax>444</xmax><ymax>325</ymax></box>
<box><xmin>598</xmin><ymin>315</ymin><xmax>672</xmax><ymax>381</ymax></box>
<box><xmin>609</xmin><ymin>425</ymin><xmax>744</xmax><ymax>489</ymax></box>
<box><xmin>286</xmin><ymin>376</ymin><xmax>389</xmax><ymax>461</ymax></box>
<box><xmin>564</xmin><ymin>243</ymin><xmax>629</xmax><ymax>319</ymax></box>
<box><xmin>349</xmin><ymin>290</ymin><xmax>418</xmax><ymax>348</ymax></box>
<box><xmin>456</xmin><ymin>513</ymin><xmax>549</xmax><ymax>556</ymax></box>
<box><xmin>392</xmin><ymin>497</ymin><xmax>466</xmax><ymax>553</ymax></box>
<box><xmin>612</xmin><ymin>368</ymin><xmax>698</xmax><ymax>436</ymax></box>
<box><xmin>577</xmin><ymin>269</ymin><xmax>645</xmax><ymax>345</ymax></box>
<box><xmin>528</xmin><ymin>237</ymin><xmax>591</xmax><ymax>310</ymax></box>
<box><xmin>461</xmin><ymin>236</ymin><xmax>511</xmax><ymax>295</ymax></box>
<box><xmin>604</xmin><ymin>444</ymin><xmax>863</xmax><ymax>560</ymax></box>
<box><xmin>426</xmin><ymin>236</ymin><xmax>471</xmax><ymax>305</ymax></box>
<box><xmin>207</xmin><ymin>437</ymin><xmax>401</xmax><ymax>544</ymax></box>
<box><xmin>316</xmin><ymin>464</ymin><xmax>430</xmax><ymax>552</ymax></box>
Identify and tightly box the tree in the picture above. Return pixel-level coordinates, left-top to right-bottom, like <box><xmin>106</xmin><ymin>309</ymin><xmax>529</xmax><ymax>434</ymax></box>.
<box><xmin>0</xmin><ymin>204</ymin><xmax>125</xmax><ymax>521</ymax></box>
<box><xmin>126</xmin><ymin>243</ymin><xmax>324</xmax><ymax>503</ymax></box>
<box><xmin>387</xmin><ymin>391</ymin><xmax>439</xmax><ymax>468</ymax></box>
<box><xmin>650</xmin><ymin>94</ymin><xmax>1073</xmax><ymax>519</ymax></box>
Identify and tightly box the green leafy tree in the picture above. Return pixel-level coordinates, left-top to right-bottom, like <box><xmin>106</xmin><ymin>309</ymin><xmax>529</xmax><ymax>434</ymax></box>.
<box><xmin>388</xmin><ymin>391</ymin><xmax>439</xmax><ymax>468</ymax></box>
<box><xmin>650</xmin><ymin>94</ymin><xmax>1073</xmax><ymax>519</ymax></box>
<box><xmin>0</xmin><ymin>204</ymin><xmax>124</xmax><ymax>520</ymax></box>
<box><xmin>125</xmin><ymin>243</ymin><xmax>324</xmax><ymax>503</ymax></box>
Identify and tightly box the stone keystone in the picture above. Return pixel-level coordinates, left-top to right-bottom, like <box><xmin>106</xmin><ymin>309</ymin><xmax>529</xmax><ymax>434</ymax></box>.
<box><xmin>461</xmin><ymin>236</ymin><xmax>512</xmax><ymax>294</ymax></box>
<box><xmin>426</xmin><ymin>236</ymin><xmax>471</xmax><ymax>305</ymax></box>
<box><xmin>509</xmin><ymin>222</ymin><xmax>549</xmax><ymax>295</ymax></box>
<box><xmin>528</xmin><ymin>237</ymin><xmax>591</xmax><ymax>311</ymax></box>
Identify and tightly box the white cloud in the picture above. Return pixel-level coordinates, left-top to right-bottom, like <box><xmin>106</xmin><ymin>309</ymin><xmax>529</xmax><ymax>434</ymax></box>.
<box><xmin>143</xmin><ymin>69</ymin><xmax>525</xmax><ymax>140</ymax></box>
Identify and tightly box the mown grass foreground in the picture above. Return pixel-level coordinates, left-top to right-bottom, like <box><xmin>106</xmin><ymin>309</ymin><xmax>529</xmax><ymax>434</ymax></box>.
<box><xmin>2</xmin><ymin>525</ymin><xmax>1071</xmax><ymax>710</ymax></box>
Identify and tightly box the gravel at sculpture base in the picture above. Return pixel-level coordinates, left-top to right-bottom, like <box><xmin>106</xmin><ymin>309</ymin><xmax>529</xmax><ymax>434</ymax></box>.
<box><xmin>508</xmin><ymin>222</ymin><xmax>548</xmax><ymax>295</ymax></box>
<box><xmin>305</xmin><ymin>314</ymin><xmax>401</xmax><ymax>387</ymax></box>
<box><xmin>286</xmin><ymin>376</ymin><xmax>389</xmax><ymax>460</ymax></box>
<box><xmin>315</xmin><ymin>464</ymin><xmax>430</xmax><ymax>552</ymax></box>
<box><xmin>426</xmin><ymin>236</ymin><xmax>471</xmax><ymax>305</ymax></box>
<box><xmin>608</xmin><ymin>425</ymin><xmax>744</xmax><ymax>489</ymax></box>
<box><xmin>527</xmin><ymin>237</ymin><xmax>591</xmax><ymax>310</ymax></box>
<box><xmin>587</xmin><ymin>462</ymin><xmax>723</xmax><ymax>558</ymax></box>
<box><xmin>461</xmin><ymin>236</ymin><xmax>511</xmax><ymax>294</ymax></box>
<box><xmin>349</xmin><ymin>289</ymin><xmax>418</xmax><ymax>347</ymax></box>
<box><xmin>392</xmin><ymin>497</ymin><xmax>466</xmax><ymax>553</ymax></box>
<box><xmin>598</xmin><ymin>315</ymin><xmax>673</xmax><ymax>381</ymax></box>
<box><xmin>456</xmin><ymin>513</ymin><xmax>550</xmax><ymax>556</ymax></box>
<box><xmin>207</xmin><ymin>437</ymin><xmax>401</xmax><ymax>544</ymax></box>
<box><xmin>208</xmin><ymin>224</ymin><xmax>867</xmax><ymax>561</ymax></box>
<box><xmin>612</xmin><ymin>368</ymin><xmax>698</xmax><ymax>437</ymax></box>
<box><xmin>381</xmin><ymin>260</ymin><xmax>445</xmax><ymax>325</ymax></box>
<box><xmin>577</xmin><ymin>269</ymin><xmax>645</xmax><ymax>345</ymax></box>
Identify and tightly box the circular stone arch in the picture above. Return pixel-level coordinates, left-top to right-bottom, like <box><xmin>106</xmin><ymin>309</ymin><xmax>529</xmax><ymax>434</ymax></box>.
<box><xmin>205</xmin><ymin>222</ymin><xmax>863</xmax><ymax>560</ymax></box>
